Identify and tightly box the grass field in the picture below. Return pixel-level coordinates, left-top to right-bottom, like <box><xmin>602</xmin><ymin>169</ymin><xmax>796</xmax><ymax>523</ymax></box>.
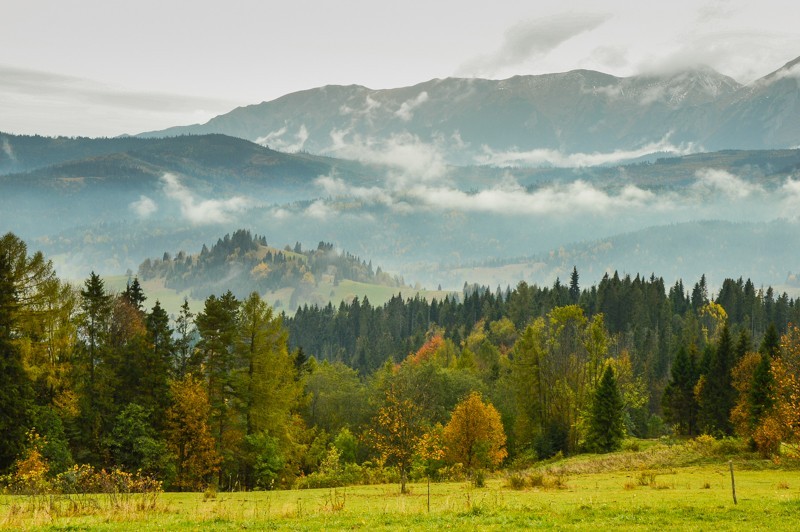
<box><xmin>103</xmin><ymin>275</ymin><xmax>454</xmax><ymax>317</ymax></box>
<box><xmin>3</xmin><ymin>462</ymin><xmax>800</xmax><ymax>530</ymax></box>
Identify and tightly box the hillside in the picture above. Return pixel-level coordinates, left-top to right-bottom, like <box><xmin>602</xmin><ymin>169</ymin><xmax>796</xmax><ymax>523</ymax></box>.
<box><xmin>136</xmin><ymin>229</ymin><xmax>412</xmax><ymax>311</ymax></box>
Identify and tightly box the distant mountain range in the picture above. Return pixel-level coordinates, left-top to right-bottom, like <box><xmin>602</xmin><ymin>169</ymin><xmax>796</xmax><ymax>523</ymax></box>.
<box><xmin>138</xmin><ymin>56</ymin><xmax>800</xmax><ymax>165</ymax></box>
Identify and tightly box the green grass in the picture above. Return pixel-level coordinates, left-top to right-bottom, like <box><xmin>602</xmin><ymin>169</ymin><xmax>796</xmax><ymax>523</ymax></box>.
<box><xmin>103</xmin><ymin>275</ymin><xmax>204</xmax><ymax>316</ymax></box>
<box><xmin>4</xmin><ymin>464</ymin><xmax>800</xmax><ymax>530</ymax></box>
<box><xmin>102</xmin><ymin>273</ymin><xmax>455</xmax><ymax>317</ymax></box>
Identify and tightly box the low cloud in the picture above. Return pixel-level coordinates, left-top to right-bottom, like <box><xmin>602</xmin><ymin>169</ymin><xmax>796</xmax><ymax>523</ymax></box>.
<box><xmin>395</xmin><ymin>92</ymin><xmax>429</xmax><ymax>121</ymax></box>
<box><xmin>130</xmin><ymin>195</ymin><xmax>157</xmax><ymax>218</ymax></box>
<box><xmin>410</xmin><ymin>180</ymin><xmax>656</xmax><ymax>216</ymax></box>
<box><xmin>476</xmin><ymin>135</ymin><xmax>697</xmax><ymax>167</ymax></box>
<box><xmin>326</xmin><ymin>130</ymin><xmax>449</xmax><ymax>185</ymax></box>
<box><xmin>316</xmin><ymin>175</ymin><xmax>395</xmax><ymax>206</ymax></box>
<box><xmin>459</xmin><ymin>13</ymin><xmax>610</xmax><ymax>77</ymax></box>
<box><xmin>255</xmin><ymin>124</ymin><xmax>309</xmax><ymax>152</ymax></box>
<box><xmin>692</xmin><ymin>169</ymin><xmax>764</xmax><ymax>199</ymax></box>
<box><xmin>2</xmin><ymin>137</ymin><xmax>17</xmax><ymax>162</ymax></box>
<box><xmin>161</xmin><ymin>173</ymin><xmax>249</xmax><ymax>224</ymax></box>
<box><xmin>779</xmin><ymin>177</ymin><xmax>800</xmax><ymax>218</ymax></box>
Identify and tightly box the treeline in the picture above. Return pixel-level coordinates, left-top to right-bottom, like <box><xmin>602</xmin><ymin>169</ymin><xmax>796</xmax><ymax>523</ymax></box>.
<box><xmin>4</xmin><ymin>232</ymin><xmax>800</xmax><ymax>495</ymax></box>
<box><xmin>137</xmin><ymin>229</ymin><xmax>402</xmax><ymax>302</ymax></box>
<box><xmin>288</xmin><ymin>271</ymin><xmax>799</xmax><ymax>406</ymax></box>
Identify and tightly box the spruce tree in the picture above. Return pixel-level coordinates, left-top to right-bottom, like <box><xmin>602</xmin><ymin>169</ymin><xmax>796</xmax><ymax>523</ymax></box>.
<box><xmin>585</xmin><ymin>365</ymin><xmax>625</xmax><ymax>453</ymax></box>
<box><xmin>569</xmin><ymin>266</ymin><xmax>580</xmax><ymax>304</ymax></box>
<box><xmin>697</xmin><ymin>324</ymin><xmax>736</xmax><ymax>435</ymax></box>
<box><xmin>662</xmin><ymin>345</ymin><xmax>698</xmax><ymax>435</ymax></box>
<box><xmin>748</xmin><ymin>352</ymin><xmax>774</xmax><ymax>429</ymax></box>
<box><xmin>0</xmin><ymin>250</ymin><xmax>33</xmax><ymax>471</ymax></box>
<box><xmin>760</xmin><ymin>323</ymin><xmax>780</xmax><ymax>358</ymax></box>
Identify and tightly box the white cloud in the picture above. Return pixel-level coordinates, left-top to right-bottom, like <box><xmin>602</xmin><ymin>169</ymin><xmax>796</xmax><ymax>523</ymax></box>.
<box><xmin>315</xmin><ymin>175</ymin><xmax>395</xmax><ymax>206</ymax></box>
<box><xmin>409</xmin><ymin>180</ymin><xmax>656</xmax><ymax>216</ymax></box>
<box><xmin>476</xmin><ymin>135</ymin><xmax>697</xmax><ymax>167</ymax></box>
<box><xmin>255</xmin><ymin>124</ymin><xmax>309</xmax><ymax>152</ymax></box>
<box><xmin>691</xmin><ymin>169</ymin><xmax>764</xmax><ymax>199</ymax></box>
<box><xmin>458</xmin><ymin>13</ymin><xmax>610</xmax><ymax>77</ymax></box>
<box><xmin>161</xmin><ymin>173</ymin><xmax>249</xmax><ymax>224</ymax></box>
<box><xmin>305</xmin><ymin>199</ymin><xmax>336</xmax><ymax>220</ymax></box>
<box><xmin>129</xmin><ymin>195</ymin><xmax>157</xmax><ymax>218</ymax></box>
<box><xmin>779</xmin><ymin>177</ymin><xmax>800</xmax><ymax>218</ymax></box>
<box><xmin>326</xmin><ymin>130</ymin><xmax>449</xmax><ymax>185</ymax></box>
<box><xmin>395</xmin><ymin>91</ymin><xmax>429</xmax><ymax>121</ymax></box>
<box><xmin>2</xmin><ymin>137</ymin><xmax>17</xmax><ymax>162</ymax></box>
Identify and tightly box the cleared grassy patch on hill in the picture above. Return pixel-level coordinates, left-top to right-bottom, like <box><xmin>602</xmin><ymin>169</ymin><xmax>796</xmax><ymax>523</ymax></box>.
<box><xmin>102</xmin><ymin>274</ymin><xmax>453</xmax><ymax>317</ymax></box>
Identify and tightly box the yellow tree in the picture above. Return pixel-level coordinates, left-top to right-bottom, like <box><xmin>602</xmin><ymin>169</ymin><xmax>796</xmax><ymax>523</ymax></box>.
<box><xmin>165</xmin><ymin>374</ymin><xmax>221</xmax><ymax>491</ymax></box>
<box><xmin>763</xmin><ymin>325</ymin><xmax>800</xmax><ymax>455</ymax></box>
<box><xmin>368</xmin><ymin>385</ymin><xmax>425</xmax><ymax>494</ymax></box>
<box><xmin>443</xmin><ymin>392</ymin><xmax>507</xmax><ymax>472</ymax></box>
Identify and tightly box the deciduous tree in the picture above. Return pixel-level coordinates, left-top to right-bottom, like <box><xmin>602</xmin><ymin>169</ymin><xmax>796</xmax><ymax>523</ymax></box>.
<box><xmin>442</xmin><ymin>391</ymin><xmax>507</xmax><ymax>471</ymax></box>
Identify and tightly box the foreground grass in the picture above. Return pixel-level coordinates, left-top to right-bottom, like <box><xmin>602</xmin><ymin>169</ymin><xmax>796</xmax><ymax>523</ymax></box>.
<box><xmin>3</xmin><ymin>463</ymin><xmax>800</xmax><ymax>530</ymax></box>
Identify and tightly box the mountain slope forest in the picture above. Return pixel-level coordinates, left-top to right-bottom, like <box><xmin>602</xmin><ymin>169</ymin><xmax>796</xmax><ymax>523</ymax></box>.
<box><xmin>136</xmin><ymin>229</ymin><xmax>404</xmax><ymax>310</ymax></box>
<box><xmin>3</xmin><ymin>231</ymin><xmax>800</xmax><ymax>494</ymax></box>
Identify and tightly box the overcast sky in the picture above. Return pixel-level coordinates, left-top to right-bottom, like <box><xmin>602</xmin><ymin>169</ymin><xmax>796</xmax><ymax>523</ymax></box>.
<box><xmin>2</xmin><ymin>0</ymin><xmax>799</xmax><ymax>137</ymax></box>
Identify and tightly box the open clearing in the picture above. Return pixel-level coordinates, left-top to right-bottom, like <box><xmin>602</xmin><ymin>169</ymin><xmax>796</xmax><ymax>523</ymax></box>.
<box><xmin>3</xmin><ymin>464</ymin><xmax>800</xmax><ymax>530</ymax></box>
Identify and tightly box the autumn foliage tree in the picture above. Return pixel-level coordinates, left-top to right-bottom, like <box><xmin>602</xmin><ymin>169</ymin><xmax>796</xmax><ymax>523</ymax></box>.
<box><xmin>763</xmin><ymin>325</ymin><xmax>800</xmax><ymax>455</ymax></box>
<box><xmin>165</xmin><ymin>374</ymin><xmax>221</xmax><ymax>491</ymax></box>
<box><xmin>442</xmin><ymin>392</ymin><xmax>507</xmax><ymax>472</ymax></box>
<box><xmin>368</xmin><ymin>385</ymin><xmax>426</xmax><ymax>494</ymax></box>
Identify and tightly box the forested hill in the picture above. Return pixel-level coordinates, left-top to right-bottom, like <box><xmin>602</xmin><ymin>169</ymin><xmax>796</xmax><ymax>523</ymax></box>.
<box><xmin>137</xmin><ymin>229</ymin><xmax>403</xmax><ymax>305</ymax></box>
<box><xmin>286</xmin><ymin>270</ymin><xmax>800</xmax><ymax>406</ymax></box>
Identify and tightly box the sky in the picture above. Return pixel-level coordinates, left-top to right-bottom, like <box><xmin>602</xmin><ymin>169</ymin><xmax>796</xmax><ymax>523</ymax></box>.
<box><xmin>2</xmin><ymin>0</ymin><xmax>799</xmax><ymax>138</ymax></box>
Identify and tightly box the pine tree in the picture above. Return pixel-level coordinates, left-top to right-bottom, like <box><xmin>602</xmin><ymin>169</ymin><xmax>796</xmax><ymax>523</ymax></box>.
<box><xmin>748</xmin><ymin>352</ymin><xmax>774</xmax><ymax>428</ymax></box>
<box><xmin>569</xmin><ymin>266</ymin><xmax>580</xmax><ymax>304</ymax></box>
<box><xmin>123</xmin><ymin>277</ymin><xmax>146</xmax><ymax>312</ymax></box>
<box><xmin>173</xmin><ymin>298</ymin><xmax>195</xmax><ymax>378</ymax></box>
<box><xmin>760</xmin><ymin>323</ymin><xmax>780</xmax><ymax>358</ymax></box>
<box><xmin>697</xmin><ymin>324</ymin><xmax>736</xmax><ymax>435</ymax></box>
<box><xmin>0</xmin><ymin>249</ymin><xmax>33</xmax><ymax>471</ymax></box>
<box><xmin>585</xmin><ymin>365</ymin><xmax>624</xmax><ymax>453</ymax></box>
<box><xmin>662</xmin><ymin>346</ymin><xmax>699</xmax><ymax>435</ymax></box>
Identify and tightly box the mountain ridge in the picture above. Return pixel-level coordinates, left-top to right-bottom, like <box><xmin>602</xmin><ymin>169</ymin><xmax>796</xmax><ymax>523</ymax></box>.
<box><xmin>137</xmin><ymin>58</ymin><xmax>799</xmax><ymax>165</ymax></box>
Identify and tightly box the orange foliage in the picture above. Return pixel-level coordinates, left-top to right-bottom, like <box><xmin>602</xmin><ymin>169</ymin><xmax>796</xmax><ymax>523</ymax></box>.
<box><xmin>443</xmin><ymin>392</ymin><xmax>507</xmax><ymax>470</ymax></box>
<box><xmin>409</xmin><ymin>335</ymin><xmax>444</xmax><ymax>365</ymax></box>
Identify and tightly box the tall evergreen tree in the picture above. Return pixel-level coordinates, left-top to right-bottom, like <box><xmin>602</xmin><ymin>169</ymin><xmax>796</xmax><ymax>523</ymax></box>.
<box><xmin>75</xmin><ymin>272</ymin><xmax>113</xmax><ymax>462</ymax></box>
<box><xmin>195</xmin><ymin>291</ymin><xmax>239</xmax><ymax>483</ymax></box>
<box><xmin>123</xmin><ymin>277</ymin><xmax>146</xmax><ymax>312</ymax></box>
<box><xmin>173</xmin><ymin>298</ymin><xmax>195</xmax><ymax>378</ymax></box>
<box><xmin>760</xmin><ymin>323</ymin><xmax>780</xmax><ymax>358</ymax></box>
<box><xmin>0</xmin><ymin>249</ymin><xmax>33</xmax><ymax>471</ymax></box>
<box><xmin>569</xmin><ymin>266</ymin><xmax>580</xmax><ymax>304</ymax></box>
<box><xmin>585</xmin><ymin>365</ymin><xmax>625</xmax><ymax>453</ymax></box>
<box><xmin>748</xmin><ymin>352</ymin><xmax>774</xmax><ymax>429</ymax></box>
<box><xmin>662</xmin><ymin>345</ymin><xmax>699</xmax><ymax>435</ymax></box>
<box><xmin>697</xmin><ymin>324</ymin><xmax>736</xmax><ymax>435</ymax></box>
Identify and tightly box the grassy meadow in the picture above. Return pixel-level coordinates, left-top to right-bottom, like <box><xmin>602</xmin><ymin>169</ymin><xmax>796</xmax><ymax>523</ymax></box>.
<box><xmin>104</xmin><ymin>274</ymin><xmax>453</xmax><ymax>317</ymax></box>
<box><xmin>4</xmin><ymin>447</ymin><xmax>800</xmax><ymax>530</ymax></box>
